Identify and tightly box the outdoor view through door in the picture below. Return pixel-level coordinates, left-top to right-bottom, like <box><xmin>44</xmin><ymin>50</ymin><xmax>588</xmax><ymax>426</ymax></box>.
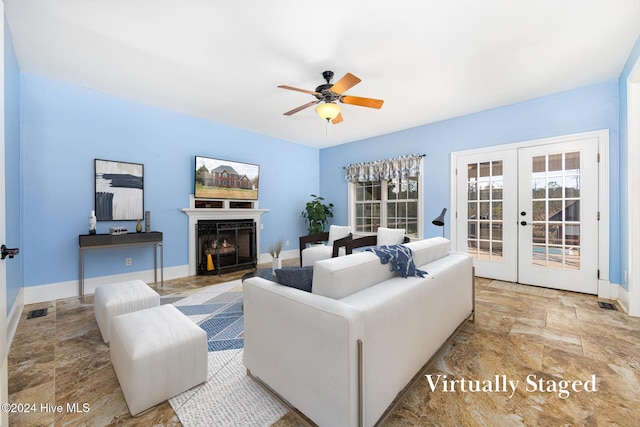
<box><xmin>455</xmin><ymin>134</ymin><xmax>601</xmax><ymax>295</ymax></box>
<box><xmin>529</xmin><ymin>152</ymin><xmax>581</xmax><ymax>271</ymax></box>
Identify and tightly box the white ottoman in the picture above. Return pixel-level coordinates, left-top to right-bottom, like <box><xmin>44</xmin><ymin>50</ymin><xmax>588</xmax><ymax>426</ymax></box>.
<box><xmin>110</xmin><ymin>304</ymin><xmax>208</xmax><ymax>416</ymax></box>
<box><xmin>94</xmin><ymin>280</ymin><xmax>160</xmax><ymax>343</ymax></box>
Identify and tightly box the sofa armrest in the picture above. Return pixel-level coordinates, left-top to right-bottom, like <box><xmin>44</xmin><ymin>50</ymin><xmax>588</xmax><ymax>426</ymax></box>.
<box><xmin>299</xmin><ymin>232</ymin><xmax>329</xmax><ymax>266</ymax></box>
<box><xmin>243</xmin><ymin>277</ymin><xmax>364</xmax><ymax>427</ymax></box>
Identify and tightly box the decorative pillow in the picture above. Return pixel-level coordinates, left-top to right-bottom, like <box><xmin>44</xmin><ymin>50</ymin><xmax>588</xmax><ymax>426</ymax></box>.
<box><xmin>328</xmin><ymin>225</ymin><xmax>351</xmax><ymax>246</ymax></box>
<box><xmin>275</xmin><ymin>266</ymin><xmax>314</xmax><ymax>292</ymax></box>
<box><xmin>377</xmin><ymin>227</ymin><xmax>405</xmax><ymax>246</ymax></box>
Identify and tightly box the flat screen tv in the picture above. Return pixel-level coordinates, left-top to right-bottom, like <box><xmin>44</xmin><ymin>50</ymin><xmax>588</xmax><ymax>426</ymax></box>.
<box><xmin>194</xmin><ymin>156</ymin><xmax>259</xmax><ymax>200</ymax></box>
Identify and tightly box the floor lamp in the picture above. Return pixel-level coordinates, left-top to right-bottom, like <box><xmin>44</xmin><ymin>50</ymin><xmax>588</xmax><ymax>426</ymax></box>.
<box><xmin>432</xmin><ymin>208</ymin><xmax>447</xmax><ymax>237</ymax></box>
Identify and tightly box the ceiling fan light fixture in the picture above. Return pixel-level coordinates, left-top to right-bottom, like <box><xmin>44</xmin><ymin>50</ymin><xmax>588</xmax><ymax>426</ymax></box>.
<box><xmin>315</xmin><ymin>102</ymin><xmax>341</xmax><ymax>121</ymax></box>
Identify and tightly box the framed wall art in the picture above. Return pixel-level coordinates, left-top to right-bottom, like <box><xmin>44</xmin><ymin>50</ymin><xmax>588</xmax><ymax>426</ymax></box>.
<box><xmin>95</xmin><ymin>159</ymin><xmax>144</xmax><ymax>221</ymax></box>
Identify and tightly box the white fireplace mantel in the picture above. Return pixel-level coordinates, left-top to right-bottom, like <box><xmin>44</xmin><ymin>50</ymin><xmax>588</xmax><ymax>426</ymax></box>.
<box><xmin>181</xmin><ymin>206</ymin><xmax>268</xmax><ymax>276</ymax></box>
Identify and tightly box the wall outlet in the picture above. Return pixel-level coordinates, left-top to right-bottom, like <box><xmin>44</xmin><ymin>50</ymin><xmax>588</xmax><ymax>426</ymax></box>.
<box><xmin>125</xmin><ymin>258</ymin><xmax>132</xmax><ymax>266</ymax></box>
<box><xmin>285</xmin><ymin>240</ymin><xmax>289</xmax><ymax>246</ymax></box>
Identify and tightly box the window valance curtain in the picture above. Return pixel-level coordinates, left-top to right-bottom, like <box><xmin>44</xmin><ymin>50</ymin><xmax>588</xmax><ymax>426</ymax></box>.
<box><xmin>344</xmin><ymin>154</ymin><xmax>423</xmax><ymax>183</ymax></box>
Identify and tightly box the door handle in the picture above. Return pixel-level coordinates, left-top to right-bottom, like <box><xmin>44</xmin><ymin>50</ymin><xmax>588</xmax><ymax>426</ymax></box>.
<box><xmin>1</xmin><ymin>244</ymin><xmax>19</xmax><ymax>260</ymax></box>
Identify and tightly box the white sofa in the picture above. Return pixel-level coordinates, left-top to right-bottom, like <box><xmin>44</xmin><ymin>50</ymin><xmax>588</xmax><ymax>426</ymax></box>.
<box><xmin>243</xmin><ymin>237</ymin><xmax>474</xmax><ymax>427</ymax></box>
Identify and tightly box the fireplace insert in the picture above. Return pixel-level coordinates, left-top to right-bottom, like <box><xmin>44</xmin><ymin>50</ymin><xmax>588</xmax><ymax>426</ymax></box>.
<box><xmin>196</xmin><ymin>220</ymin><xmax>256</xmax><ymax>275</ymax></box>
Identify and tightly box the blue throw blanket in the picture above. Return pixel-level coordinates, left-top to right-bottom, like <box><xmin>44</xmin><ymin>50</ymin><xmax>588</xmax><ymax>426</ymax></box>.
<box><xmin>366</xmin><ymin>244</ymin><xmax>428</xmax><ymax>278</ymax></box>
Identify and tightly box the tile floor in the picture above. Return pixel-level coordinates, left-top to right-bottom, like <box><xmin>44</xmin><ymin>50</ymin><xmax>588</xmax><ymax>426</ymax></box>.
<box><xmin>8</xmin><ymin>264</ymin><xmax>640</xmax><ymax>426</ymax></box>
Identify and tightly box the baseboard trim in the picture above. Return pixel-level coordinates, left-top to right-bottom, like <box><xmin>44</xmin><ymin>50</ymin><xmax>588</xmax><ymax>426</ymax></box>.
<box><xmin>23</xmin><ymin>265</ymin><xmax>189</xmax><ymax>304</ymax></box>
<box><xmin>258</xmin><ymin>249</ymin><xmax>299</xmax><ymax>265</ymax></box>
<box><xmin>6</xmin><ymin>287</ymin><xmax>24</xmax><ymax>353</ymax></box>
<box><xmin>597</xmin><ymin>279</ymin><xmax>615</xmax><ymax>299</ymax></box>
<box><xmin>616</xmin><ymin>283</ymin><xmax>630</xmax><ymax>314</ymax></box>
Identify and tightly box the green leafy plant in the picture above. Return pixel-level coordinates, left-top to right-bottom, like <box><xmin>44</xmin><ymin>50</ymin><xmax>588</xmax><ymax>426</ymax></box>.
<box><xmin>301</xmin><ymin>194</ymin><xmax>334</xmax><ymax>235</ymax></box>
<box><xmin>268</xmin><ymin>240</ymin><xmax>283</xmax><ymax>258</ymax></box>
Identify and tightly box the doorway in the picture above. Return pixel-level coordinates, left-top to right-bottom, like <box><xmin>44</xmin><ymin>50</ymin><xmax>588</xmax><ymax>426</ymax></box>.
<box><xmin>452</xmin><ymin>131</ymin><xmax>609</xmax><ymax>295</ymax></box>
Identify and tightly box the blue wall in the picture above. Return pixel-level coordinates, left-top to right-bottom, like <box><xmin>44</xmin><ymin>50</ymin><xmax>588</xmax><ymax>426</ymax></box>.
<box><xmin>4</xmin><ymin>17</ymin><xmax>21</xmax><ymax>313</ymax></box>
<box><xmin>617</xmin><ymin>35</ymin><xmax>640</xmax><ymax>292</ymax></box>
<box><xmin>20</xmin><ymin>74</ymin><xmax>318</xmax><ymax>287</ymax></box>
<box><xmin>320</xmin><ymin>81</ymin><xmax>622</xmax><ymax>284</ymax></box>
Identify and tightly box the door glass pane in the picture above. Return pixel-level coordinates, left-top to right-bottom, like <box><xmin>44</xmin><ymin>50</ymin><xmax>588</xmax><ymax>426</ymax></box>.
<box><xmin>532</xmin><ymin>156</ymin><xmax>546</xmax><ymax>173</ymax></box>
<box><xmin>492</xmin><ymin>241</ymin><xmax>503</xmax><ymax>261</ymax></box>
<box><xmin>468</xmin><ymin>182</ymin><xmax>477</xmax><ymax>200</ymax></box>
<box><xmin>479</xmin><ymin>183</ymin><xmax>490</xmax><ymax>200</ymax></box>
<box><xmin>532</xmin><ymin>224</ymin><xmax>545</xmax><ymax>244</ymax></box>
<box><xmin>548</xmin><ymin>154</ymin><xmax>562</xmax><ymax>172</ymax></box>
<box><xmin>491</xmin><ymin>223</ymin><xmax>503</xmax><ymax>240</ymax></box>
<box><xmin>532</xmin><ymin>178</ymin><xmax>546</xmax><ymax>198</ymax></box>
<box><xmin>548</xmin><ymin>179</ymin><xmax>563</xmax><ymax>198</ymax></box>
<box><xmin>492</xmin><ymin>181</ymin><xmax>503</xmax><ymax>200</ymax></box>
<box><xmin>548</xmin><ymin>200</ymin><xmax>563</xmax><ymax>220</ymax></box>
<box><xmin>529</xmin><ymin>152</ymin><xmax>581</xmax><ymax>270</ymax></box>
<box><xmin>479</xmin><ymin>241</ymin><xmax>490</xmax><ymax>260</ymax></box>
<box><xmin>479</xmin><ymin>162</ymin><xmax>491</xmax><ymax>178</ymax></box>
<box><xmin>467</xmin><ymin>240</ymin><xmax>477</xmax><ymax>257</ymax></box>
<box><xmin>533</xmin><ymin>201</ymin><xmax>546</xmax><ymax>221</ymax></box>
<box><xmin>565</xmin><ymin>175</ymin><xmax>580</xmax><ymax>198</ymax></box>
<box><xmin>479</xmin><ymin>202</ymin><xmax>490</xmax><ymax>219</ymax></box>
<box><xmin>565</xmin><ymin>151</ymin><xmax>580</xmax><ymax>172</ymax></box>
<box><xmin>468</xmin><ymin>202</ymin><xmax>477</xmax><ymax>219</ymax></box>
<box><xmin>493</xmin><ymin>161</ymin><xmax>503</xmax><ymax>177</ymax></box>
<box><xmin>532</xmin><ymin>245</ymin><xmax>546</xmax><ymax>266</ymax></box>
<box><xmin>466</xmin><ymin>160</ymin><xmax>504</xmax><ymax>262</ymax></box>
<box><xmin>492</xmin><ymin>202</ymin><xmax>502</xmax><ymax>220</ymax></box>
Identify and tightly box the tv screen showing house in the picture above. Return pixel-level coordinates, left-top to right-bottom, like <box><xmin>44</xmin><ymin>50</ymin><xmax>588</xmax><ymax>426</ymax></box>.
<box><xmin>194</xmin><ymin>156</ymin><xmax>259</xmax><ymax>200</ymax></box>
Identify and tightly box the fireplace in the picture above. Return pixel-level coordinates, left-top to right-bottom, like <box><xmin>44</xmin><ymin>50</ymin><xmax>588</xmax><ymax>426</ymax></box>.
<box><xmin>196</xmin><ymin>220</ymin><xmax>256</xmax><ymax>275</ymax></box>
<box><xmin>182</xmin><ymin>199</ymin><xmax>268</xmax><ymax>276</ymax></box>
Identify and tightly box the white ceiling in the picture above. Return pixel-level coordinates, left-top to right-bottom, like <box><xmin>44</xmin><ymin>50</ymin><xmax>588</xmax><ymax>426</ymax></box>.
<box><xmin>5</xmin><ymin>0</ymin><xmax>640</xmax><ymax>148</ymax></box>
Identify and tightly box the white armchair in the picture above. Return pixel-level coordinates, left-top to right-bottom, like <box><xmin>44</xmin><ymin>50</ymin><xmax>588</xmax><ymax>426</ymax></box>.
<box><xmin>299</xmin><ymin>225</ymin><xmax>352</xmax><ymax>267</ymax></box>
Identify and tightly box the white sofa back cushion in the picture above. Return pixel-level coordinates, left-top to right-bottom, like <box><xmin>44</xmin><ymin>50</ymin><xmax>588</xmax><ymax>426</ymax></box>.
<box><xmin>313</xmin><ymin>252</ymin><xmax>395</xmax><ymax>299</ymax></box>
<box><xmin>327</xmin><ymin>225</ymin><xmax>351</xmax><ymax>246</ymax></box>
<box><xmin>313</xmin><ymin>237</ymin><xmax>452</xmax><ymax>299</ymax></box>
<box><xmin>377</xmin><ymin>227</ymin><xmax>405</xmax><ymax>246</ymax></box>
<box><xmin>405</xmin><ymin>237</ymin><xmax>451</xmax><ymax>267</ymax></box>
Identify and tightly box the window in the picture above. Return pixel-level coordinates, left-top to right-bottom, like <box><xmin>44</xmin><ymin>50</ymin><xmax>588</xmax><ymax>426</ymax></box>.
<box><xmin>346</xmin><ymin>155</ymin><xmax>423</xmax><ymax>239</ymax></box>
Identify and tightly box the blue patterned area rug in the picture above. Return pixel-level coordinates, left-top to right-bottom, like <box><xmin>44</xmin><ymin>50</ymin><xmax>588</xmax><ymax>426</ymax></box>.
<box><xmin>163</xmin><ymin>280</ymin><xmax>287</xmax><ymax>426</ymax></box>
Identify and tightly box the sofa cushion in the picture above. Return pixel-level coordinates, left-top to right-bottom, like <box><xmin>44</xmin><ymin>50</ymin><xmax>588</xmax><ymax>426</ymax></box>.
<box><xmin>328</xmin><ymin>225</ymin><xmax>351</xmax><ymax>245</ymax></box>
<box><xmin>377</xmin><ymin>227</ymin><xmax>405</xmax><ymax>246</ymax></box>
<box><xmin>275</xmin><ymin>266</ymin><xmax>314</xmax><ymax>292</ymax></box>
<box><xmin>312</xmin><ymin>237</ymin><xmax>452</xmax><ymax>299</ymax></box>
<box><xmin>405</xmin><ymin>237</ymin><xmax>451</xmax><ymax>267</ymax></box>
<box><xmin>313</xmin><ymin>252</ymin><xmax>397</xmax><ymax>299</ymax></box>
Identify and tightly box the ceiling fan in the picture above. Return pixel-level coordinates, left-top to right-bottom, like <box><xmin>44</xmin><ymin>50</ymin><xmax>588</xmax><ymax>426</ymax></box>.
<box><xmin>278</xmin><ymin>70</ymin><xmax>384</xmax><ymax>124</ymax></box>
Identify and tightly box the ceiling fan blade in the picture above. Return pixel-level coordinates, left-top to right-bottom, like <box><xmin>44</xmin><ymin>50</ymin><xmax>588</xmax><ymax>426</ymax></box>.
<box><xmin>340</xmin><ymin>95</ymin><xmax>384</xmax><ymax>109</ymax></box>
<box><xmin>330</xmin><ymin>73</ymin><xmax>361</xmax><ymax>94</ymax></box>
<box><xmin>332</xmin><ymin>113</ymin><xmax>344</xmax><ymax>125</ymax></box>
<box><xmin>278</xmin><ymin>85</ymin><xmax>319</xmax><ymax>95</ymax></box>
<box><xmin>283</xmin><ymin>100</ymin><xmax>319</xmax><ymax>116</ymax></box>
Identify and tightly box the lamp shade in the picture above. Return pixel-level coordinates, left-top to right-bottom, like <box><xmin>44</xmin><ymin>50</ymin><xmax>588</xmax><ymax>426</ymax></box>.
<box><xmin>315</xmin><ymin>102</ymin><xmax>341</xmax><ymax>121</ymax></box>
<box><xmin>432</xmin><ymin>208</ymin><xmax>447</xmax><ymax>226</ymax></box>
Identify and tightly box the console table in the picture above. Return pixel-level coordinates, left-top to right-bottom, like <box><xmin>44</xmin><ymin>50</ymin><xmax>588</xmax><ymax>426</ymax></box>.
<box><xmin>78</xmin><ymin>232</ymin><xmax>163</xmax><ymax>298</ymax></box>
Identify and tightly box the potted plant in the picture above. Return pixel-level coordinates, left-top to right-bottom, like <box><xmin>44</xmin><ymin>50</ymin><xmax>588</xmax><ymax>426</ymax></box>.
<box><xmin>269</xmin><ymin>239</ymin><xmax>283</xmax><ymax>272</ymax></box>
<box><xmin>301</xmin><ymin>194</ymin><xmax>334</xmax><ymax>235</ymax></box>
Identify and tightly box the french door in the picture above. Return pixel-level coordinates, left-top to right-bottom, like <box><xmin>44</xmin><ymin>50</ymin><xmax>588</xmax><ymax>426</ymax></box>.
<box><xmin>455</xmin><ymin>135</ymin><xmax>601</xmax><ymax>294</ymax></box>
